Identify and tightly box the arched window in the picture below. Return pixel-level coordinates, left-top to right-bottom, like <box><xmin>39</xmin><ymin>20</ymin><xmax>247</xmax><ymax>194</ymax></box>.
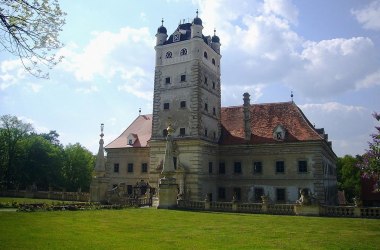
<box><xmin>163</xmin><ymin>129</ymin><xmax>168</xmax><ymax>137</ymax></box>
<box><xmin>165</xmin><ymin>51</ymin><xmax>172</xmax><ymax>58</ymax></box>
<box><xmin>212</xmin><ymin>58</ymin><xmax>215</xmax><ymax>65</ymax></box>
<box><xmin>204</xmin><ymin>51</ymin><xmax>208</xmax><ymax>59</ymax></box>
<box><xmin>180</xmin><ymin>48</ymin><xmax>187</xmax><ymax>56</ymax></box>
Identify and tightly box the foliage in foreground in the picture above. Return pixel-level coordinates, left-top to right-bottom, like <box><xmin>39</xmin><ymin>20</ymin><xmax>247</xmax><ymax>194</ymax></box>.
<box><xmin>0</xmin><ymin>209</ymin><xmax>379</xmax><ymax>249</ymax></box>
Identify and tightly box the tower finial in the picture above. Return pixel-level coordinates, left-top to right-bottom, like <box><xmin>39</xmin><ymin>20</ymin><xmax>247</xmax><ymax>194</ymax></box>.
<box><xmin>139</xmin><ymin>108</ymin><xmax>141</xmax><ymax>115</ymax></box>
<box><xmin>196</xmin><ymin>9</ymin><xmax>199</xmax><ymax>17</ymax></box>
<box><xmin>214</xmin><ymin>28</ymin><xmax>216</xmax><ymax>36</ymax></box>
<box><xmin>161</xmin><ymin>18</ymin><xmax>164</xmax><ymax>26</ymax></box>
<box><xmin>100</xmin><ymin>123</ymin><xmax>104</xmax><ymax>138</ymax></box>
<box><xmin>291</xmin><ymin>90</ymin><xmax>294</xmax><ymax>102</ymax></box>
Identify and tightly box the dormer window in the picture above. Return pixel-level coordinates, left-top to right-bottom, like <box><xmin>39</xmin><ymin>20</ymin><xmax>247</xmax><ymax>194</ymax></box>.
<box><xmin>173</xmin><ymin>33</ymin><xmax>180</xmax><ymax>42</ymax></box>
<box><xmin>273</xmin><ymin>125</ymin><xmax>286</xmax><ymax>141</ymax></box>
<box><xmin>127</xmin><ymin>133</ymin><xmax>138</xmax><ymax>145</ymax></box>
<box><xmin>180</xmin><ymin>48</ymin><xmax>187</xmax><ymax>56</ymax></box>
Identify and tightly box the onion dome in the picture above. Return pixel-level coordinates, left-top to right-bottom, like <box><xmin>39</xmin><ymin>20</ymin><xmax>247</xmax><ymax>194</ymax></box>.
<box><xmin>193</xmin><ymin>10</ymin><xmax>202</xmax><ymax>25</ymax></box>
<box><xmin>157</xmin><ymin>18</ymin><xmax>167</xmax><ymax>34</ymax></box>
<box><xmin>212</xmin><ymin>29</ymin><xmax>220</xmax><ymax>43</ymax></box>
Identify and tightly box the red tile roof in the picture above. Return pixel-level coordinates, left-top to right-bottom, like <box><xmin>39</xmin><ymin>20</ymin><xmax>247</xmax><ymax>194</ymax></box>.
<box><xmin>220</xmin><ymin>102</ymin><xmax>324</xmax><ymax>145</ymax></box>
<box><xmin>105</xmin><ymin>115</ymin><xmax>152</xmax><ymax>149</ymax></box>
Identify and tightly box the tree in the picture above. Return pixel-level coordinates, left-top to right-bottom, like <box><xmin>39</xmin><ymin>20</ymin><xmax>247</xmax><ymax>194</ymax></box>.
<box><xmin>0</xmin><ymin>115</ymin><xmax>33</xmax><ymax>189</ymax></box>
<box><xmin>0</xmin><ymin>0</ymin><xmax>66</xmax><ymax>78</ymax></box>
<box><xmin>337</xmin><ymin>155</ymin><xmax>361</xmax><ymax>202</ymax></box>
<box><xmin>63</xmin><ymin>143</ymin><xmax>95</xmax><ymax>192</ymax></box>
<box><xmin>357</xmin><ymin>112</ymin><xmax>380</xmax><ymax>191</ymax></box>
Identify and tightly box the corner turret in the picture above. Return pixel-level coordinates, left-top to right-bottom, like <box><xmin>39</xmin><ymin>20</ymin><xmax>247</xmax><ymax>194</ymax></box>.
<box><xmin>211</xmin><ymin>29</ymin><xmax>221</xmax><ymax>54</ymax></box>
<box><xmin>191</xmin><ymin>10</ymin><xmax>203</xmax><ymax>38</ymax></box>
<box><xmin>156</xmin><ymin>18</ymin><xmax>168</xmax><ymax>46</ymax></box>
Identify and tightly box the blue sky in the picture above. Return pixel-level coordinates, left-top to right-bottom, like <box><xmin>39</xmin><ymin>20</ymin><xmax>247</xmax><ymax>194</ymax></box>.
<box><xmin>1</xmin><ymin>0</ymin><xmax>380</xmax><ymax>157</ymax></box>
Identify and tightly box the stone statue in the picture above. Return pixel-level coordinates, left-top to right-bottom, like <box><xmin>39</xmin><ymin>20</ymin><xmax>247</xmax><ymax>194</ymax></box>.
<box><xmin>296</xmin><ymin>188</ymin><xmax>311</xmax><ymax>205</ymax></box>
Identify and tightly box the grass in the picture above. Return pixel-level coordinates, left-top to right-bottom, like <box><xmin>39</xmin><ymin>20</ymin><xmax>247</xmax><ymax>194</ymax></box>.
<box><xmin>0</xmin><ymin>207</ymin><xmax>379</xmax><ymax>249</ymax></box>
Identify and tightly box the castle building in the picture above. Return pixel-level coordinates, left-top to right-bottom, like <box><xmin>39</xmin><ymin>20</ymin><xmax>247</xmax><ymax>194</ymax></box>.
<box><xmin>90</xmin><ymin>13</ymin><xmax>337</xmax><ymax>205</ymax></box>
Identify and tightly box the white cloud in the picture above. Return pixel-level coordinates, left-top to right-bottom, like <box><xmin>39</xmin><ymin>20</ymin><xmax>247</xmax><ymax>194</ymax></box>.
<box><xmin>27</xmin><ymin>83</ymin><xmax>43</xmax><ymax>93</ymax></box>
<box><xmin>352</xmin><ymin>0</ymin><xmax>380</xmax><ymax>31</ymax></box>
<box><xmin>261</xmin><ymin>0</ymin><xmax>298</xmax><ymax>25</ymax></box>
<box><xmin>75</xmin><ymin>85</ymin><xmax>99</xmax><ymax>94</ymax></box>
<box><xmin>299</xmin><ymin>102</ymin><xmax>371</xmax><ymax>156</ymax></box>
<box><xmin>356</xmin><ymin>69</ymin><xmax>380</xmax><ymax>89</ymax></box>
<box><xmin>0</xmin><ymin>59</ymin><xmax>27</xmax><ymax>90</ymax></box>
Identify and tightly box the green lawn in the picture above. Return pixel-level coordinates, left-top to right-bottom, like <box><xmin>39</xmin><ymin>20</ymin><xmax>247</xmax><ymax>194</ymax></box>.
<box><xmin>0</xmin><ymin>208</ymin><xmax>379</xmax><ymax>250</ymax></box>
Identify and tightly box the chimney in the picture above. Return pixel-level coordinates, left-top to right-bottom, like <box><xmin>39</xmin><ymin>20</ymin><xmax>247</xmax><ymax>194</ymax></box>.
<box><xmin>243</xmin><ymin>93</ymin><xmax>251</xmax><ymax>141</ymax></box>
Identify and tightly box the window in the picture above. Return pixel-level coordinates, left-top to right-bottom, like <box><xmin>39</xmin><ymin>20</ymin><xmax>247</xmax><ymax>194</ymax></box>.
<box><xmin>208</xmin><ymin>162</ymin><xmax>213</xmax><ymax>174</ymax></box>
<box><xmin>276</xmin><ymin>161</ymin><xmax>285</xmax><ymax>173</ymax></box>
<box><xmin>204</xmin><ymin>128</ymin><xmax>208</xmax><ymax>137</ymax></box>
<box><xmin>180</xmin><ymin>74</ymin><xmax>186</xmax><ymax>82</ymax></box>
<box><xmin>212</xmin><ymin>58</ymin><xmax>215</xmax><ymax>65</ymax></box>
<box><xmin>127</xmin><ymin>185</ymin><xmax>133</xmax><ymax>195</ymax></box>
<box><xmin>213</xmin><ymin>132</ymin><xmax>216</xmax><ymax>139</ymax></box>
<box><xmin>218</xmin><ymin>187</ymin><xmax>226</xmax><ymax>200</ymax></box>
<box><xmin>128</xmin><ymin>139</ymin><xmax>133</xmax><ymax>145</ymax></box>
<box><xmin>180</xmin><ymin>101</ymin><xmax>186</xmax><ymax>108</ymax></box>
<box><xmin>204</xmin><ymin>76</ymin><xmax>208</xmax><ymax>85</ymax></box>
<box><xmin>165</xmin><ymin>77</ymin><xmax>171</xmax><ymax>84</ymax></box>
<box><xmin>233</xmin><ymin>187</ymin><xmax>241</xmax><ymax>201</ymax></box>
<box><xmin>142</xmin><ymin>163</ymin><xmax>148</xmax><ymax>173</ymax></box>
<box><xmin>204</xmin><ymin>103</ymin><xmax>208</xmax><ymax>111</ymax></box>
<box><xmin>173</xmin><ymin>157</ymin><xmax>177</xmax><ymax>169</ymax></box>
<box><xmin>234</xmin><ymin>162</ymin><xmax>242</xmax><ymax>174</ymax></box>
<box><xmin>163</xmin><ymin>129</ymin><xmax>168</xmax><ymax>137</ymax></box>
<box><xmin>219</xmin><ymin>162</ymin><xmax>225</xmax><ymax>174</ymax></box>
<box><xmin>173</xmin><ymin>34</ymin><xmax>180</xmax><ymax>42</ymax></box>
<box><xmin>179</xmin><ymin>128</ymin><xmax>186</xmax><ymax>136</ymax></box>
<box><xmin>113</xmin><ymin>163</ymin><xmax>119</xmax><ymax>173</ymax></box>
<box><xmin>298</xmin><ymin>161</ymin><xmax>308</xmax><ymax>173</ymax></box>
<box><xmin>165</xmin><ymin>51</ymin><xmax>172</xmax><ymax>58</ymax></box>
<box><xmin>254</xmin><ymin>188</ymin><xmax>264</xmax><ymax>202</ymax></box>
<box><xmin>212</xmin><ymin>81</ymin><xmax>215</xmax><ymax>89</ymax></box>
<box><xmin>253</xmin><ymin>161</ymin><xmax>262</xmax><ymax>174</ymax></box>
<box><xmin>180</xmin><ymin>48</ymin><xmax>187</xmax><ymax>56</ymax></box>
<box><xmin>204</xmin><ymin>51</ymin><xmax>208</xmax><ymax>59</ymax></box>
<box><xmin>276</xmin><ymin>188</ymin><xmax>286</xmax><ymax>202</ymax></box>
<box><xmin>127</xmin><ymin>163</ymin><xmax>133</xmax><ymax>173</ymax></box>
<box><xmin>163</xmin><ymin>103</ymin><xmax>169</xmax><ymax>110</ymax></box>
<box><xmin>213</xmin><ymin>107</ymin><xmax>216</xmax><ymax>115</ymax></box>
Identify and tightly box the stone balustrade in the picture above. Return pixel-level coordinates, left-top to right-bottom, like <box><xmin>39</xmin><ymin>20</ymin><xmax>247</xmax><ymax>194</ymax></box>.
<box><xmin>0</xmin><ymin>190</ymin><xmax>90</xmax><ymax>202</ymax></box>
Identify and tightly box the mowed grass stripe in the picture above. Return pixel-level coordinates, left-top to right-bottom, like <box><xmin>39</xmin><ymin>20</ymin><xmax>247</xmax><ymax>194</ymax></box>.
<box><xmin>0</xmin><ymin>208</ymin><xmax>379</xmax><ymax>249</ymax></box>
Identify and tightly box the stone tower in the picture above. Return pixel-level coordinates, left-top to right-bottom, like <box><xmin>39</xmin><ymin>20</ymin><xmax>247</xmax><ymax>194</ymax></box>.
<box><xmin>149</xmin><ymin>12</ymin><xmax>222</xmax><ymax>200</ymax></box>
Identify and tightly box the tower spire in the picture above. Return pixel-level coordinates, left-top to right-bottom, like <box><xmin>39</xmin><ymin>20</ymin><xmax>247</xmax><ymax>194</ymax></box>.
<box><xmin>94</xmin><ymin>123</ymin><xmax>106</xmax><ymax>175</ymax></box>
<box><xmin>196</xmin><ymin>9</ymin><xmax>199</xmax><ymax>17</ymax></box>
<box><xmin>291</xmin><ymin>90</ymin><xmax>294</xmax><ymax>103</ymax></box>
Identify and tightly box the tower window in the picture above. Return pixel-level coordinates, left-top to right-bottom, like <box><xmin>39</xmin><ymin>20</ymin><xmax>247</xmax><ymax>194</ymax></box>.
<box><xmin>298</xmin><ymin>161</ymin><xmax>308</xmax><ymax>173</ymax></box>
<box><xmin>165</xmin><ymin>77</ymin><xmax>171</xmax><ymax>84</ymax></box>
<box><xmin>213</xmin><ymin>107</ymin><xmax>216</xmax><ymax>115</ymax></box>
<box><xmin>219</xmin><ymin>162</ymin><xmax>225</xmax><ymax>174</ymax></box>
<box><xmin>208</xmin><ymin>162</ymin><xmax>213</xmax><ymax>174</ymax></box>
<box><xmin>180</xmin><ymin>48</ymin><xmax>187</xmax><ymax>56</ymax></box>
<box><xmin>180</xmin><ymin>101</ymin><xmax>186</xmax><ymax>108</ymax></box>
<box><xmin>163</xmin><ymin>129</ymin><xmax>168</xmax><ymax>137</ymax></box>
<box><xmin>127</xmin><ymin>163</ymin><xmax>133</xmax><ymax>173</ymax></box>
<box><xmin>276</xmin><ymin>161</ymin><xmax>285</xmax><ymax>173</ymax></box>
<box><xmin>113</xmin><ymin>163</ymin><xmax>119</xmax><ymax>173</ymax></box>
<box><xmin>165</xmin><ymin>51</ymin><xmax>172</xmax><ymax>58</ymax></box>
<box><xmin>163</xmin><ymin>103</ymin><xmax>169</xmax><ymax>110</ymax></box>
<box><xmin>141</xmin><ymin>163</ymin><xmax>148</xmax><ymax>173</ymax></box>
<box><xmin>204</xmin><ymin>76</ymin><xmax>208</xmax><ymax>85</ymax></box>
<box><xmin>234</xmin><ymin>162</ymin><xmax>242</xmax><ymax>174</ymax></box>
<box><xmin>180</xmin><ymin>74</ymin><xmax>186</xmax><ymax>82</ymax></box>
<box><xmin>212</xmin><ymin>81</ymin><xmax>215</xmax><ymax>89</ymax></box>
<box><xmin>204</xmin><ymin>103</ymin><xmax>208</xmax><ymax>111</ymax></box>
<box><xmin>213</xmin><ymin>131</ymin><xmax>216</xmax><ymax>139</ymax></box>
<box><xmin>179</xmin><ymin>128</ymin><xmax>186</xmax><ymax>136</ymax></box>
<box><xmin>204</xmin><ymin>128</ymin><xmax>208</xmax><ymax>137</ymax></box>
<box><xmin>204</xmin><ymin>51</ymin><xmax>208</xmax><ymax>59</ymax></box>
<box><xmin>212</xmin><ymin>58</ymin><xmax>215</xmax><ymax>65</ymax></box>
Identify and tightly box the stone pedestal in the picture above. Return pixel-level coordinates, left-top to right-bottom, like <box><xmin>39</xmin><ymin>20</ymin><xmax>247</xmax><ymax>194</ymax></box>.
<box><xmin>294</xmin><ymin>205</ymin><xmax>320</xmax><ymax>216</ymax></box>
<box><xmin>157</xmin><ymin>177</ymin><xmax>178</xmax><ymax>209</ymax></box>
<box><xmin>90</xmin><ymin>177</ymin><xmax>108</xmax><ymax>202</ymax></box>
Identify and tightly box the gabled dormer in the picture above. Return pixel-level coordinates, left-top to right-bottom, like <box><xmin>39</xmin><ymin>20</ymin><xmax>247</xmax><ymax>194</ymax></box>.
<box><xmin>273</xmin><ymin>125</ymin><xmax>286</xmax><ymax>141</ymax></box>
<box><xmin>127</xmin><ymin>133</ymin><xmax>138</xmax><ymax>146</ymax></box>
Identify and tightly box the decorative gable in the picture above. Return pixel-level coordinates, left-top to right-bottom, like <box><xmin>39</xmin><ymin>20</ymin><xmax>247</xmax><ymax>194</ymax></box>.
<box><xmin>273</xmin><ymin>125</ymin><xmax>286</xmax><ymax>141</ymax></box>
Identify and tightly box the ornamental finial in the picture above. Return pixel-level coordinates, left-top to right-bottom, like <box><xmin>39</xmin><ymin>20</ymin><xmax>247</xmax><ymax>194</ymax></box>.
<box><xmin>100</xmin><ymin>123</ymin><xmax>104</xmax><ymax>138</ymax></box>
<box><xmin>196</xmin><ymin>9</ymin><xmax>199</xmax><ymax>17</ymax></box>
<box><xmin>161</xmin><ymin>18</ymin><xmax>164</xmax><ymax>26</ymax></box>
